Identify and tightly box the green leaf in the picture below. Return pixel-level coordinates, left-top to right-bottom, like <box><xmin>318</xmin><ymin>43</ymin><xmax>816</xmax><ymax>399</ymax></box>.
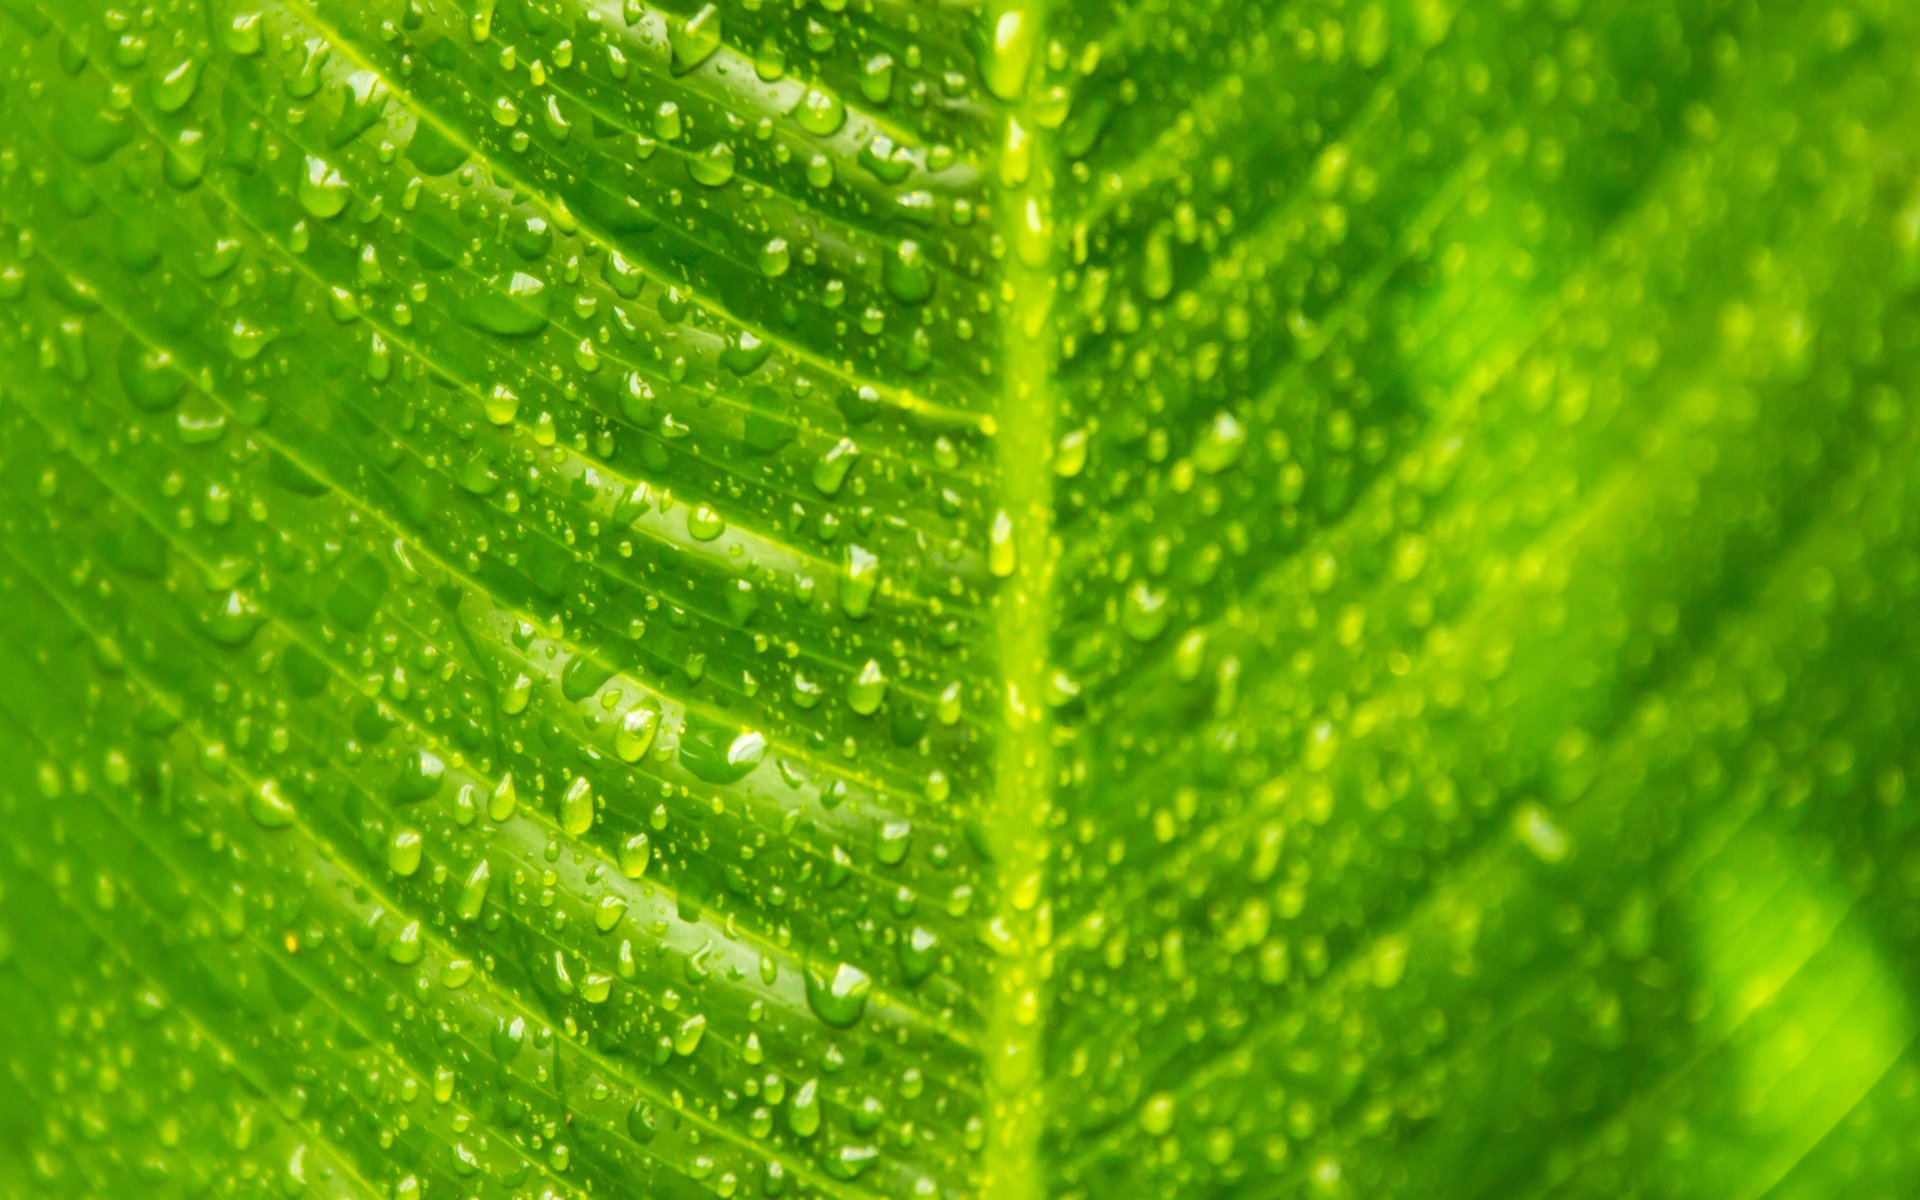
<box><xmin>1</xmin><ymin>1</ymin><xmax>1918</xmax><ymax>1198</ymax></box>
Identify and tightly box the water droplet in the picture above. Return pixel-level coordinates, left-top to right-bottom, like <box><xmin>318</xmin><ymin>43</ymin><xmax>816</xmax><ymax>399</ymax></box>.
<box><xmin>595</xmin><ymin>895</ymin><xmax>627</xmax><ymax>933</ymax></box>
<box><xmin>1142</xmin><ymin>229</ymin><xmax>1174</xmax><ymax>301</ymax></box>
<box><xmin>976</xmin><ymin>7</ymin><xmax>1035</xmax><ymax>101</ymax></box>
<box><xmin>456</xmin><ymin>272</ymin><xmax>551</xmax><ymax>337</ymax></box>
<box><xmin>619</xmin><ymin>833</ymin><xmax>652</xmax><ymax>879</ymax></box>
<box><xmin>225</xmin><ymin>11</ymin><xmax>263</xmax><ymax>55</ymax></box>
<box><xmin>627</xmin><ymin>1101</ymin><xmax>658</xmax><ymax>1143</ymax></box>
<box><xmin>900</xmin><ymin>927</ymin><xmax>940</xmax><ymax>984</ymax></box>
<box><xmin>615</xmin><ymin>706</ymin><xmax>660</xmax><ymax>763</ymax></box>
<box><xmin>1516</xmin><ymin>804</ymin><xmax>1570</xmax><ymax>863</ymax></box>
<box><xmin>795</xmin><ymin>87</ymin><xmax>845</xmax><ymax>136</ymax></box>
<box><xmin>601</xmin><ymin>249</ymin><xmax>645</xmax><ymax>298</ymax></box>
<box><xmin>1122</xmin><ymin>581</ymin><xmax>1170</xmax><ymax>641</ymax></box>
<box><xmin>679</xmin><ymin>714</ymin><xmax>767</xmax><ymax>784</ymax></box>
<box><xmin>394</xmin><ymin>750</ymin><xmax>446</xmax><ymax>803</ymax></box>
<box><xmin>653</xmin><ymin>1011</ymin><xmax>701</xmax><ymax>1062</ymax></box>
<box><xmin>788</xmin><ymin>1078</ymin><xmax>822</xmax><ymax>1137</ymax></box>
<box><xmin>298</xmin><ymin>155</ymin><xmax>349</xmax><ymax>220</ymax></box>
<box><xmin>884</xmin><ymin>240</ymin><xmax>933</xmax><ymax>304</ymax></box>
<box><xmin>458</xmin><ymin>860</ymin><xmax>492</xmax><ymax>920</ymax></box>
<box><xmin>150</xmin><ymin>57</ymin><xmax>203</xmax><ymax>114</ymax></box>
<box><xmin>989</xmin><ymin>509</ymin><xmax>1016</xmax><ymax>577</ymax></box>
<box><xmin>842</xmin><ymin>545</ymin><xmax>879</xmax><ymax>617</ymax></box>
<box><xmin>560</xmin><ymin>776</ymin><xmax>595</xmax><ymax>836</ymax></box>
<box><xmin>669</xmin><ymin>5</ymin><xmax>722</xmax><ymax>74</ymax></box>
<box><xmin>201</xmin><ymin>587</ymin><xmax>264</xmax><ymax>646</ymax></box>
<box><xmin>483</xmin><ymin>384</ymin><xmax>520</xmax><ymax>426</ymax></box>
<box><xmin>1193</xmin><ymin>410</ymin><xmax>1247</xmax><ymax>473</ymax></box>
<box><xmin>487</xmin><ymin>773</ymin><xmax>518</xmax><ymax>822</ymax></box>
<box><xmin>721</xmin><ymin>330</ymin><xmax>771</xmax><ymax>375</ymax></box>
<box><xmin>689</xmin><ymin>141</ymin><xmax>736</xmax><ymax>187</ymax></box>
<box><xmin>848</xmin><ymin>660</ymin><xmax>888</xmax><ymax>715</ymax></box>
<box><xmin>859</xmin><ymin>54</ymin><xmax>895</xmax><ymax>105</ymax></box>
<box><xmin>686</xmin><ymin>504</ymin><xmax>726</xmax><ymax>542</ymax></box>
<box><xmin>388</xmin><ymin>920</ymin><xmax>424</xmax><ymax>965</ymax></box>
<box><xmin>1140</xmin><ymin>1092</ymin><xmax>1176</xmax><ymax>1135</ymax></box>
<box><xmin>804</xmin><ymin>961</ymin><xmax>871</xmax><ymax>1028</ymax></box>
<box><xmin>813</xmin><ymin>438</ymin><xmax>860</xmax><ymax>495</ymax></box>
<box><xmin>223</xmin><ymin>316</ymin><xmax>270</xmax><ymax>363</ymax></box>
<box><xmin>388</xmin><ymin>829</ymin><xmax>423</xmax><ymax>876</ymax></box>
<box><xmin>248</xmin><ymin>778</ymin><xmax>296</xmax><ymax>829</ymax></box>
<box><xmin>876</xmin><ymin>820</ymin><xmax>911</xmax><ymax>865</ymax></box>
<box><xmin>758</xmin><ymin>237</ymin><xmax>792</xmax><ymax>278</ymax></box>
<box><xmin>1055</xmin><ymin>427</ymin><xmax>1089</xmax><ymax>476</ymax></box>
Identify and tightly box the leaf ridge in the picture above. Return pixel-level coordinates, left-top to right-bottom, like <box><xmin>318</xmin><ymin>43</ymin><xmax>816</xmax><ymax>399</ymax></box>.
<box><xmin>981</xmin><ymin>0</ymin><xmax>1064</xmax><ymax>1194</ymax></box>
<box><xmin>5</xmin><ymin>233</ymin><xmax>950</xmax><ymax>844</ymax></box>
<box><xmin>273</xmin><ymin>0</ymin><xmax>988</xmax><ymax>431</ymax></box>
<box><xmin>0</xmin><ymin>557</ymin><xmax>908</xmax><ymax>1200</ymax></box>
<box><xmin>0</xmin><ymin>386</ymin><xmax>971</xmax><ymax>1051</ymax></box>
<box><xmin>1055</xmin><ymin>419</ymin><xmax>1920</xmax><ymax>1173</ymax></box>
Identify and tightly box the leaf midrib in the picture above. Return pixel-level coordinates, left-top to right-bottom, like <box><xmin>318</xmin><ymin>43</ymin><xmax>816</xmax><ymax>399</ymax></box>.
<box><xmin>983</xmin><ymin>0</ymin><xmax>1061</xmax><ymax>1194</ymax></box>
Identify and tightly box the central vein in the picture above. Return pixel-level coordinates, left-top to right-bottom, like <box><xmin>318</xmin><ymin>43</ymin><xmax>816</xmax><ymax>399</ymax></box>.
<box><xmin>981</xmin><ymin>0</ymin><xmax>1059</xmax><ymax>1195</ymax></box>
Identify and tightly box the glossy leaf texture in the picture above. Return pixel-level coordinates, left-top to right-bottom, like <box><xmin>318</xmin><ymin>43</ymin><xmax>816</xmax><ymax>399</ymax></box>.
<box><xmin>2</xmin><ymin>0</ymin><xmax>1919</xmax><ymax>1198</ymax></box>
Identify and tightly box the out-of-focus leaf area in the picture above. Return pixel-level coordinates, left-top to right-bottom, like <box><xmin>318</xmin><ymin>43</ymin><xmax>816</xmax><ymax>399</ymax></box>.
<box><xmin>2</xmin><ymin>0</ymin><xmax>1919</xmax><ymax>1197</ymax></box>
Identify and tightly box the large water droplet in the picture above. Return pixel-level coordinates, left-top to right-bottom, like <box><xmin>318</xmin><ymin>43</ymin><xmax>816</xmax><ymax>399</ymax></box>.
<box><xmin>842</xmin><ymin>545</ymin><xmax>880</xmax><ymax>617</ymax></box>
<box><xmin>669</xmin><ymin>5</ymin><xmax>722</xmax><ymax>74</ymax></box>
<box><xmin>884</xmin><ymin>240</ymin><xmax>933</xmax><ymax>304</ymax></box>
<box><xmin>456</xmin><ymin>273</ymin><xmax>552</xmax><ymax>337</ymax></box>
<box><xmin>388</xmin><ymin>828</ymin><xmax>424</xmax><ymax>876</ymax></box>
<box><xmin>248</xmin><ymin>778</ymin><xmax>297</xmax><ymax>829</ymax></box>
<box><xmin>298</xmin><ymin>155</ymin><xmax>349</xmax><ymax>220</ymax></box>
<box><xmin>150</xmin><ymin>57</ymin><xmax>203</xmax><ymax>114</ymax></box>
<box><xmin>394</xmin><ymin>750</ymin><xmax>446</xmax><ymax>803</ymax></box>
<box><xmin>679</xmin><ymin>713</ymin><xmax>767</xmax><ymax>784</ymax></box>
<box><xmin>976</xmin><ymin>7</ymin><xmax>1035</xmax><ymax>101</ymax></box>
<box><xmin>615</xmin><ymin>706</ymin><xmax>660</xmax><ymax>763</ymax></box>
<box><xmin>795</xmin><ymin>87</ymin><xmax>845</xmax><ymax>136</ymax></box>
<box><xmin>848</xmin><ymin>660</ymin><xmax>888</xmax><ymax>715</ymax></box>
<box><xmin>560</xmin><ymin>776</ymin><xmax>596</xmax><ymax>836</ymax></box>
<box><xmin>689</xmin><ymin>142</ymin><xmax>736</xmax><ymax>187</ymax></box>
<box><xmin>804</xmin><ymin>961</ymin><xmax>872</xmax><ymax>1028</ymax></box>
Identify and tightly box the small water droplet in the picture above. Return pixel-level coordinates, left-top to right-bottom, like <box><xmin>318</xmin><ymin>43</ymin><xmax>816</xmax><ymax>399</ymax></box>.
<box><xmin>989</xmin><ymin>509</ymin><xmax>1016</xmax><ymax>577</ymax></box>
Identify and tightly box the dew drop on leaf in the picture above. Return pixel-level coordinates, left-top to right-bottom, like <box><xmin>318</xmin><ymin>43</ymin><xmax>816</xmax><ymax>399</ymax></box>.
<box><xmin>296</xmin><ymin>155</ymin><xmax>348</xmax><ymax>220</ymax></box>
<box><xmin>805</xmin><ymin>961</ymin><xmax>872</xmax><ymax>1028</ymax></box>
